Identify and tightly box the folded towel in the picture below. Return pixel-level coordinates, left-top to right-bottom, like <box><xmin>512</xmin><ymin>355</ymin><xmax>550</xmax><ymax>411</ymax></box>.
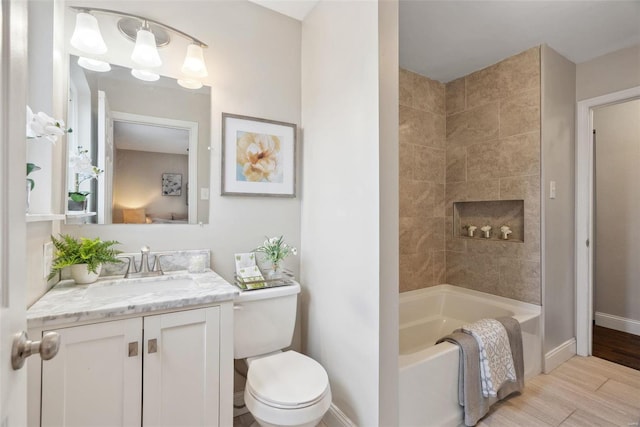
<box><xmin>462</xmin><ymin>318</ymin><xmax>516</xmax><ymax>397</ymax></box>
<box><xmin>436</xmin><ymin>317</ymin><xmax>525</xmax><ymax>426</ymax></box>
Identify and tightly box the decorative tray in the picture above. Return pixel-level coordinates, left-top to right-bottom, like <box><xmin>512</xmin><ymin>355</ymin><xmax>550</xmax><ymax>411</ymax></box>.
<box><xmin>234</xmin><ymin>269</ymin><xmax>295</xmax><ymax>291</ymax></box>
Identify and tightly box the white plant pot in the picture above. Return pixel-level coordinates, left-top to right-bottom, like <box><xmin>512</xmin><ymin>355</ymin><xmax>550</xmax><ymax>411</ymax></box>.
<box><xmin>70</xmin><ymin>264</ymin><xmax>102</xmax><ymax>284</ymax></box>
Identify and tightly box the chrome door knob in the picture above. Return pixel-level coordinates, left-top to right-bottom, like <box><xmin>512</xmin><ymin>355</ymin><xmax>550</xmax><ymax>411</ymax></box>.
<box><xmin>11</xmin><ymin>331</ymin><xmax>60</xmax><ymax>370</ymax></box>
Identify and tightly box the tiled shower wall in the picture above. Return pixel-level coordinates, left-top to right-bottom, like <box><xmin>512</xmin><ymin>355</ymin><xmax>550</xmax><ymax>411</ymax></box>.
<box><xmin>399</xmin><ymin>47</ymin><xmax>542</xmax><ymax>305</ymax></box>
<box><xmin>399</xmin><ymin>70</ymin><xmax>446</xmax><ymax>292</ymax></box>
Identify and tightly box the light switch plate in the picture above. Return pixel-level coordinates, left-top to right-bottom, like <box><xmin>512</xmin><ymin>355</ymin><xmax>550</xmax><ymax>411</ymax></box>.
<box><xmin>549</xmin><ymin>181</ymin><xmax>557</xmax><ymax>199</ymax></box>
<box><xmin>201</xmin><ymin>187</ymin><xmax>210</xmax><ymax>200</ymax></box>
<box><xmin>43</xmin><ymin>242</ymin><xmax>54</xmax><ymax>279</ymax></box>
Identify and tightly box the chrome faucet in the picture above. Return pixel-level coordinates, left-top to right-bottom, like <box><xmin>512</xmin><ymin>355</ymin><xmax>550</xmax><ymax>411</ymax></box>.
<box><xmin>122</xmin><ymin>246</ymin><xmax>164</xmax><ymax>278</ymax></box>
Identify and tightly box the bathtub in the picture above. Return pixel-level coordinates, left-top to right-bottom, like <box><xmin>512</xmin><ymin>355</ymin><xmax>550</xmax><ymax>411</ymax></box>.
<box><xmin>399</xmin><ymin>284</ymin><xmax>541</xmax><ymax>427</ymax></box>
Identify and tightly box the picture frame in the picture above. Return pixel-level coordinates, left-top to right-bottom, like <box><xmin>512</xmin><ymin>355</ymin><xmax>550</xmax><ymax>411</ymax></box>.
<box><xmin>221</xmin><ymin>113</ymin><xmax>296</xmax><ymax>197</ymax></box>
<box><xmin>162</xmin><ymin>173</ymin><xmax>182</xmax><ymax>196</ymax></box>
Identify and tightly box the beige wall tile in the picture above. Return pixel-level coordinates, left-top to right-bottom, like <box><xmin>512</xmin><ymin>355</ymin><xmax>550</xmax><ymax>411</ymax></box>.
<box><xmin>399</xmin><ymin>142</ymin><xmax>414</xmax><ymax>180</ymax></box>
<box><xmin>400</xmin><ymin>217</ymin><xmax>417</xmax><ymax>255</ymax></box>
<box><xmin>417</xmin><ymin>217</ymin><xmax>445</xmax><ymax>254</ymax></box>
<box><xmin>400</xmin><ymin>105</ymin><xmax>422</xmax><ymax>146</ymax></box>
<box><xmin>446</xmin><ymin>146</ymin><xmax>467</xmax><ymax>183</ymax></box>
<box><xmin>499</xmin><ymin>132</ymin><xmax>540</xmax><ymax>177</ymax></box>
<box><xmin>446</xmin><ymin>179</ymin><xmax>501</xmax><ymax>206</ymax></box>
<box><xmin>499</xmin><ymin>47</ymin><xmax>540</xmax><ymax>96</ymax></box>
<box><xmin>433</xmin><ymin>250</ymin><xmax>446</xmax><ymax>285</ymax></box>
<box><xmin>446</xmin><ymin>77</ymin><xmax>465</xmax><ymax>115</ymax></box>
<box><xmin>399</xmin><ymin>68</ymin><xmax>415</xmax><ymax>107</ymax></box>
<box><xmin>400</xmin><ymin>252</ymin><xmax>433</xmax><ymax>292</ymax></box>
<box><xmin>446</xmin><ymin>102</ymin><xmax>499</xmax><ymax>147</ymax></box>
<box><xmin>466</xmin><ymin>63</ymin><xmax>502</xmax><ymax>109</ymax></box>
<box><xmin>445</xmin><ymin>216</ymin><xmax>467</xmax><ymax>252</ymax></box>
<box><xmin>400</xmin><ymin>105</ymin><xmax>445</xmax><ymax>149</ymax></box>
<box><xmin>498</xmin><ymin>258</ymin><xmax>541</xmax><ymax>304</ymax></box>
<box><xmin>399</xmin><ymin>178</ymin><xmax>414</xmax><ymax>218</ymax></box>
<box><xmin>414</xmin><ymin>73</ymin><xmax>445</xmax><ymax>115</ymax></box>
<box><xmin>433</xmin><ymin>183</ymin><xmax>446</xmax><ymax>217</ymax></box>
<box><xmin>466</xmin><ymin>140</ymin><xmax>502</xmax><ymax>181</ymax></box>
<box><xmin>414</xmin><ymin>146</ymin><xmax>446</xmax><ymax>183</ymax></box>
<box><xmin>500</xmin><ymin>88</ymin><xmax>540</xmax><ymax>138</ymax></box>
<box><xmin>446</xmin><ymin>251</ymin><xmax>500</xmax><ymax>294</ymax></box>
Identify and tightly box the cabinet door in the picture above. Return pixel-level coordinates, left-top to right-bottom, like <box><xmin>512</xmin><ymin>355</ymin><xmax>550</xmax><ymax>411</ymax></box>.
<box><xmin>41</xmin><ymin>318</ymin><xmax>142</xmax><ymax>427</ymax></box>
<box><xmin>143</xmin><ymin>307</ymin><xmax>220</xmax><ymax>427</ymax></box>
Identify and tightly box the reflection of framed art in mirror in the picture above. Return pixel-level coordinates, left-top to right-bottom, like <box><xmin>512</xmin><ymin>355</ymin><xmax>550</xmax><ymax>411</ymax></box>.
<box><xmin>162</xmin><ymin>173</ymin><xmax>182</xmax><ymax>196</ymax></box>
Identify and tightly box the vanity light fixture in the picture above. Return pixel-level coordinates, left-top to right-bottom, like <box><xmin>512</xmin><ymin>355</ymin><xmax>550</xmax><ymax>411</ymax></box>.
<box><xmin>69</xmin><ymin>6</ymin><xmax>209</xmax><ymax>88</ymax></box>
<box><xmin>131</xmin><ymin>69</ymin><xmax>160</xmax><ymax>82</ymax></box>
<box><xmin>77</xmin><ymin>57</ymin><xmax>111</xmax><ymax>72</ymax></box>
<box><xmin>70</xmin><ymin>12</ymin><xmax>107</xmax><ymax>55</ymax></box>
<box><xmin>130</xmin><ymin>22</ymin><xmax>162</xmax><ymax>68</ymax></box>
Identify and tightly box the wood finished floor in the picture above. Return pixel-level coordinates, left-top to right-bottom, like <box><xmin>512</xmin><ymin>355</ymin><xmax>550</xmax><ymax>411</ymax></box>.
<box><xmin>478</xmin><ymin>356</ymin><xmax>640</xmax><ymax>427</ymax></box>
<box><xmin>233</xmin><ymin>357</ymin><xmax>640</xmax><ymax>427</ymax></box>
<box><xmin>593</xmin><ymin>325</ymin><xmax>640</xmax><ymax>371</ymax></box>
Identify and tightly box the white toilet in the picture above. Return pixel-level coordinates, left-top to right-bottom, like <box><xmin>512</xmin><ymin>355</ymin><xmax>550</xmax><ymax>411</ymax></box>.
<box><xmin>234</xmin><ymin>282</ymin><xmax>331</xmax><ymax>427</ymax></box>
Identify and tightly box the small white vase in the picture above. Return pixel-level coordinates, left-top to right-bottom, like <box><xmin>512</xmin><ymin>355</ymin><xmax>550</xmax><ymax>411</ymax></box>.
<box><xmin>70</xmin><ymin>264</ymin><xmax>102</xmax><ymax>284</ymax></box>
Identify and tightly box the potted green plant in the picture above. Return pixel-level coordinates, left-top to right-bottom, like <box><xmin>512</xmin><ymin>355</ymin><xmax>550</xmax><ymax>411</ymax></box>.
<box><xmin>254</xmin><ymin>235</ymin><xmax>297</xmax><ymax>278</ymax></box>
<box><xmin>48</xmin><ymin>234</ymin><xmax>121</xmax><ymax>284</ymax></box>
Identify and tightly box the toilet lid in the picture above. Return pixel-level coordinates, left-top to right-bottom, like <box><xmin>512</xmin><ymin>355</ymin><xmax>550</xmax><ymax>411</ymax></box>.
<box><xmin>246</xmin><ymin>351</ymin><xmax>329</xmax><ymax>408</ymax></box>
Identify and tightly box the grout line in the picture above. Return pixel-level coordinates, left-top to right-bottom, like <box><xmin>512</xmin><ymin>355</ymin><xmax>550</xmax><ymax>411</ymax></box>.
<box><xmin>595</xmin><ymin>378</ymin><xmax>609</xmax><ymax>392</ymax></box>
<box><xmin>557</xmin><ymin>409</ymin><xmax>577</xmax><ymax>426</ymax></box>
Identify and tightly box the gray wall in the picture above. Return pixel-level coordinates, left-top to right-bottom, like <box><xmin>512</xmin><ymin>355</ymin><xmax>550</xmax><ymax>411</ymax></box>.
<box><xmin>541</xmin><ymin>45</ymin><xmax>576</xmax><ymax>354</ymax></box>
<box><xmin>576</xmin><ymin>44</ymin><xmax>640</xmax><ymax>101</ymax></box>
<box><xmin>594</xmin><ymin>99</ymin><xmax>640</xmax><ymax>324</ymax></box>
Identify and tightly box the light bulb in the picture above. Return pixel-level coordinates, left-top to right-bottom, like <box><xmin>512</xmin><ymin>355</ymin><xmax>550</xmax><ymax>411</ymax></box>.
<box><xmin>177</xmin><ymin>78</ymin><xmax>203</xmax><ymax>90</ymax></box>
<box><xmin>70</xmin><ymin>12</ymin><xmax>107</xmax><ymax>55</ymax></box>
<box><xmin>181</xmin><ymin>44</ymin><xmax>208</xmax><ymax>78</ymax></box>
<box><xmin>131</xmin><ymin>69</ymin><xmax>160</xmax><ymax>82</ymax></box>
<box><xmin>131</xmin><ymin>27</ymin><xmax>162</xmax><ymax>68</ymax></box>
<box><xmin>77</xmin><ymin>57</ymin><xmax>111</xmax><ymax>72</ymax></box>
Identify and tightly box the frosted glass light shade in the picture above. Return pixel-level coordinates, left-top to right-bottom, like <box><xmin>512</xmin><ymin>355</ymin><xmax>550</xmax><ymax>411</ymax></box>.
<box><xmin>177</xmin><ymin>78</ymin><xmax>203</xmax><ymax>90</ymax></box>
<box><xmin>131</xmin><ymin>29</ymin><xmax>162</xmax><ymax>68</ymax></box>
<box><xmin>181</xmin><ymin>44</ymin><xmax>208</xmax><ymax>78</ymax></box>
<box><xmin>70</xmin><ymin>13</ymin><xmax>107</xmax><ymax>55</ymax></box>
<box><xmin>131</xmin><ymin>69</ymin><xmax>160</xmax><ymax>82</ymax></box>
<box><xmin>78</xmin><ymin>57</ymin><xmax>111</xmax><ymax>72</ymax></box>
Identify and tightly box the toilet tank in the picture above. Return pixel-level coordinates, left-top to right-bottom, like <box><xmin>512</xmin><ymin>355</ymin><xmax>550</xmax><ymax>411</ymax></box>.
<box><xmin>233</xmin><ymin>281</ymin><xmax>301</xmax><ymax>359</ymax></box>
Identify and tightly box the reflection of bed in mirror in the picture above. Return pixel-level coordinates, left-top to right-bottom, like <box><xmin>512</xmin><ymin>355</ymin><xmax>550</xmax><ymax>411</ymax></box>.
<box><xmin>121</xmin><ymin>208</ymin><xmax>188</xmax><ymax>224</ymax></box>
<box><xmin>67</xmin><ymin>56</ymin><xmax>211</xmax><ymax>225</ymax></box>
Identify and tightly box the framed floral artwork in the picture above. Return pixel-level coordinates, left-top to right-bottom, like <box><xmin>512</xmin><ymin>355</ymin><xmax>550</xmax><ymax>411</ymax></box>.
<box><xmin>221</xmin><ymin>113</ymin><xmax>296</xmax><ymax>197</ymax></box>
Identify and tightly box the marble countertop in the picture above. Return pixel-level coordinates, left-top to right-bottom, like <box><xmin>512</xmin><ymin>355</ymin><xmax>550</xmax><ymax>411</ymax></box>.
<box><xmin>27</xmin><ymin>270</ymin><xmax>239</xmax><ymax>330</ymax></box>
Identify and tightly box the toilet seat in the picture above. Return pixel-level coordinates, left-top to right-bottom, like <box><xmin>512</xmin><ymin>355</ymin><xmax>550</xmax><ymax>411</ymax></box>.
<box><xmin>246</xmin><ymin>351</ymin><xmax>330</xmax><ymax>409</ymax></box>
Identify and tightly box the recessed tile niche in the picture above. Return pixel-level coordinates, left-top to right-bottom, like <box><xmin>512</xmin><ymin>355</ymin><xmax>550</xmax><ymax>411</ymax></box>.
<box><xmin>453</xmin><ymin>200</ymin><xmax>525</xmax><ymax>242</ymax></box>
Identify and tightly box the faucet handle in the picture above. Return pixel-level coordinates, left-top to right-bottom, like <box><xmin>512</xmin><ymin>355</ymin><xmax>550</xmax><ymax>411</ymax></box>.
<box><xmin>117</xmin><ymin>255</ymin><xmax>134</xmax><ymax>278</ymax></box>
<box><xmin>141</xmin><ymin>245</ymin><xmax>150</xmax><ymax>254</ymax></box>
<box><xmin>152</xmin><ymin>255</ymin><xmax>165</xmax><ymax>275</ymax></box>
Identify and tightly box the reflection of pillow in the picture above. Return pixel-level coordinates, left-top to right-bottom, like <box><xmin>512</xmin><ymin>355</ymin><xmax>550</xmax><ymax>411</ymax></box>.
<box><xmin>123</xmin><ymin>208</ymin><xmax>146</xmax><ymax>224</ymax></box>
<box><xmin>172</xmin><ymin>212</ymin><xmax>188</xmax><ymax>221</ymax></box>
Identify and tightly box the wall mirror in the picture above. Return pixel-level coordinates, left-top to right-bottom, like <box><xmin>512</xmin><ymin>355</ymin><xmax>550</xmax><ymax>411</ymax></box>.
<box><xmin>67</xmin><ymin>56</ymin><xmax>211</xmax><ymax>224</ymax></box>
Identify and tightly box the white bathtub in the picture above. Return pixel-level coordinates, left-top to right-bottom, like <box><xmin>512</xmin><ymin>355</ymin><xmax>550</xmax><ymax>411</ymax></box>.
<box><xmin>399</xmin><ymin>285</ymin><xmax>541</xmax><ymax>427</ymax></box>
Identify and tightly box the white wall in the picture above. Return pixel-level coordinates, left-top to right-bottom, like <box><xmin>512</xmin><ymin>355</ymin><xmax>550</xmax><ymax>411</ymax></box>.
<box><xmin>541</xmin><ymin>46</ymin><xmax>576</xmax><ymax>355</ymax></box>
<box><xmin>594</xmin><ymin>99</ymin><xmax>640</xmax><ymax>324</ymax></box>
<box><xmin>301</xmin><ymin>0</ymin><xmax>398</xmax><ymax>424</ymax></box>
<box><xmin>55</xmin><ymin>1</ymin><xmax>301</xmax><ymax>290</ymax></box>
<box><xmin>576</xmin><ymin>44</ymin><xmax>640</xmax><ymax>101</ymax></box>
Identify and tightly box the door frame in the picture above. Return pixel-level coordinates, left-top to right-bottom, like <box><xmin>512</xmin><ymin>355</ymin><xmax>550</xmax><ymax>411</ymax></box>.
<box><xmin>575</xmin><ymin>85</ymin><xmax>640</xmax><ymax>356</ymax></box>
<box><xmin>111</xmin><ymin>111</ymin><xmax>199</xmax><ymax>224</ymax></box>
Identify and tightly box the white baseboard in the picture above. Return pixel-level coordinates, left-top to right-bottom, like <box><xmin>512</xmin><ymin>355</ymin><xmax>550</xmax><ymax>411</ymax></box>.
<box><xmin>233</xmin><ymin>391</ymin><xmax>249</xmax><ymax>417</ymax></box>
<box><xmin>544</xmin><ymin>338</ymin><xmax>576</xmax><ymax>373</ymax></box>
<box><xmin>322</xmin><ymin>403</ymin><xmax>356</xmax><ymax>427</ymax></box>
<box><xmin>595</xmin><ymin>312</ymin><xmax>640</xmax><ymax>336</ymax></box>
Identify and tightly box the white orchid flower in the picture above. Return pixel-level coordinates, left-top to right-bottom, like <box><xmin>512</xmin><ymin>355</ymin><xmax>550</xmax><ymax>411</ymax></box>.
<box><xmin>26</xmin><ymin>105</ymin><xmax>68</xmax><ymax>143</ymax></box>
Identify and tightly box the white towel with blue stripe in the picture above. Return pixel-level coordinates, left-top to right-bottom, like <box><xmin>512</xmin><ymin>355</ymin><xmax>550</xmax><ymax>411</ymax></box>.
<box><xmin>462</xmin><ymin>318</ymin><xmax>517</xmax><ymax>397</ymax></box>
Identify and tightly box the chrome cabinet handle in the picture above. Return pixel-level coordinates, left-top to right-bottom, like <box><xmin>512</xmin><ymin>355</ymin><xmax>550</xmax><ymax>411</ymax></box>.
<box><xmin>11</xmin><ymin>331</ymin><xmax>60</xmax><ymax>370</ymax></box>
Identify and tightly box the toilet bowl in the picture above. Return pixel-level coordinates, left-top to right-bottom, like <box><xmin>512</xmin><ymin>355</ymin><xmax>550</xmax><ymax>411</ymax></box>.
<box><xmin>244</xmin><ymin>351</ymin><xmax>331</xmax><ymax>427</ymax></box>
<box><xmin>233</xmin><ymin>282</ymin><xmax>331</xmax><ymax>427</ymax></box>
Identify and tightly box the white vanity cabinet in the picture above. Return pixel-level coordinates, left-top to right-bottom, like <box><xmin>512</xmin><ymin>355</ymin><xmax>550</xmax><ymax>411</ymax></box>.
<box><xmin>35</xmin><ymin>306</ymin><xmax>227</xmax><ymax>427</ymax></box>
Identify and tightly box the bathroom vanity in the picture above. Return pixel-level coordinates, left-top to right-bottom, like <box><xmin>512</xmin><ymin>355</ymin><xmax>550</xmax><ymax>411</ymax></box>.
<box><xmin>26</xmin><ymin>267</ymin><xmax>238</xmax><ymax>427</ymax></box>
